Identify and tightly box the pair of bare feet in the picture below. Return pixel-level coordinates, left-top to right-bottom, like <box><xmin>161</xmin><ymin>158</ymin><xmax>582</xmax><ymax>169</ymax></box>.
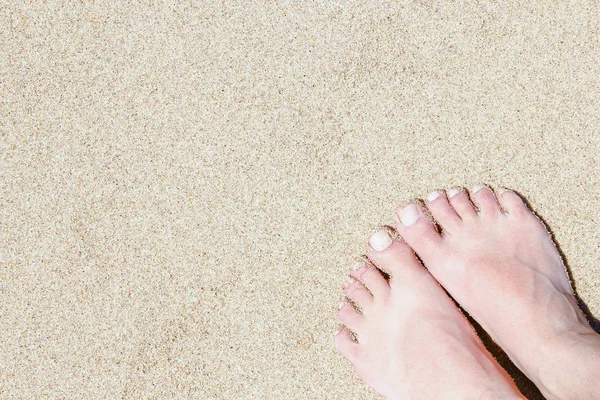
<box><xmin>334</xmin><ymin>186</ymin><xmax>600</xmax><ymax>400</ymax></box>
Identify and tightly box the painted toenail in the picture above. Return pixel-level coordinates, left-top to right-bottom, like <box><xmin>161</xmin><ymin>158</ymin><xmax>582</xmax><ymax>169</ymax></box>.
<box><xmin>400</xmin><ymin>203</ymin><xmax>421</xmax><ymax>226</ymax></box>
<box><xmin>350</xmin><ymin>261</ymin><xmax>365</xmax><ymax>271</ymax></box>
<box><xmin>447</xmin><ymin>188</ymin><xmax>461</xmax><ymax>198</ymax></box>
<box><xmin>427</xmin><ymin>191</ymin><xmax>441</xmax><ymax>201</ymax></box>
<box><xmin>472</xmin><ymin>185</ymin><xmax>484</xmax><ymax>193</ymax></box>
<box><xmin>369</xmin><ymin>229</ymin><xmax>393</xmax><ymax>251</ymax></box>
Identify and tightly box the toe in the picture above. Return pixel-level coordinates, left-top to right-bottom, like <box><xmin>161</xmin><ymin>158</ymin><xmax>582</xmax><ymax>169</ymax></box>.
<box><xmin>470</xmin><ymin>186</ymin><xmax>502</xmax><ymax>217</ymax></box>
<box><xmin>350</xmin><ymin>261</ymin><xmax>390</xmax><ymax>300</ymax></box>
<box><xmin>446</xmin><ymin>188</ymin><xmax>478</xmax><ymax>220</ymax></box>
<box><xmin>338</xmin><ymin>303</ymin><xmax>364</xmax><ymax>334</ymax></box>
<box><xmin>393</xmin><ymin>202</ymin><xmax>443</xmax><ymax>260</ymax></box>
<box><xmin>366</xmin><ymin>231</ymin><xmax>427</xmax><ymax>287</ymax></box>
<box><xmin>334</xmin><ymin>326</ymin><xmax>361</xmax><ymax>362</ymax></box>
<box><xmin>343</xmin><ymin>279</ymin><xmax>374</xmax><ymax>311</ymax></box>
<box><xmin>426</xmin><ymin>190</ymin><xmax>462</xmax><ymax>232</ymax></box>
<box><xmin>496</xmin><ymin>188</ymin><xmax>529</xmax><ymax>217</ymax></box>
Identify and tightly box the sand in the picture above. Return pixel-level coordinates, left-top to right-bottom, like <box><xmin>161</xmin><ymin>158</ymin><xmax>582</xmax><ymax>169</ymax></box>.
<box><xmin>1</xmin><ymin>1</ymin><xmax>599</xmax><ymax>399</ymax></box>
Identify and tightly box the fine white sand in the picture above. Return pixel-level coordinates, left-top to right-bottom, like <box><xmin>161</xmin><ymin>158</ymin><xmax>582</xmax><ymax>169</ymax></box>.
<box><xmin>2</xmin><ymin>1</ymin><xmax>599</xmax><ymax>399</ymax></box>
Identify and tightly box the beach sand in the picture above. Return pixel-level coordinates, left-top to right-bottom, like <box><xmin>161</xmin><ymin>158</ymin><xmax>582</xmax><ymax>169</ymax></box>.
<box><xmin>2</xmin><ymin>1</ymin><xmax>599</xmax><ymax>398</ymax></box>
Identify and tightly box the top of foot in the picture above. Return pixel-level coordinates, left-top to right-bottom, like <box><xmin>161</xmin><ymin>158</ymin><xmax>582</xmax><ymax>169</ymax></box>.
<box><xmin>334</xmin><ymin>226</ymin><xmax>524</xmax><ymax>399</ymax></box>
<box><xmin>393</xmin><ymin>186</ymin><xmax>598</xmax><ymax>400</ymax></box>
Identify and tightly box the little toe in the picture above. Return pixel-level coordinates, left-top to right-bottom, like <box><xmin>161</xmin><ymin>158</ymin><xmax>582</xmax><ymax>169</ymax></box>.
<box><xmin>470</xmin><ymin>186</ymin><xmax>502</xmax><ymax>217</ymax></box>
<box><xmin>426</xmin><ymin>190</ymin><xmax>462</xmax><ymax>232</ymax></box>
<box><xmin>334</xmin><ymin>327</ymin><xmax>361</xmax><ymax>362</ymax></box>
<box><xmin>366</xmin><ymin>230</ymin><xmax>427</xmax><ymax>287</ymax></box>
<box><xmin>350</xmin><ymin>261</ymin><xmax>390</xmax><ymax>300</ymax></box>
<box><xmin>338</xmin><ymin>303</ymin><xmax>364</xmax><ymax>335</ymax></box>
<box><xmin>393</xmin><ymin>202</ymin><xmax>443</xmax><ymax>261</ymax></box>
<box><xmin>496</xmin><ymin>188</ymin><xmax>530</xmax><ymax>218</ymax></box>
<box><xmin>446</xmin><ymin>188</ymin><xmax>478</xmax><ymax>220</ymax></box>
<box><xmin>343</xmin><ymin>278</ymin><xmax>374</xmax><ymax>311</ymax></box>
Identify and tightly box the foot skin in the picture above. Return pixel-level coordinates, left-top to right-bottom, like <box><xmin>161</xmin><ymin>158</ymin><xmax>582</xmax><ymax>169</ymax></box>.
<box><xmin>334</xmin><ymin>229</ymin><xmax>524</xmax><ymax>400</ymax></box>
<box><xmin>394</xmin><ymin>187</ymin><xmax>600</xmax><ymax>400</ymax></box>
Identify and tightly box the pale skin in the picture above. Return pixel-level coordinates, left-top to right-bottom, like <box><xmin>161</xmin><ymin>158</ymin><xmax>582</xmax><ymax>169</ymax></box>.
<box><xmin>334</xmin><ymin>186</ymin><xmax>600</xmax><ymax>400</ymax></box>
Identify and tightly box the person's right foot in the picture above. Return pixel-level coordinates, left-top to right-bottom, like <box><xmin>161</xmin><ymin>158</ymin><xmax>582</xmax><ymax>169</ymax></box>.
<box><xmin>393</xmin><ymin>186</ymin><xmax>600</xmax><ymax>400</ymax></box>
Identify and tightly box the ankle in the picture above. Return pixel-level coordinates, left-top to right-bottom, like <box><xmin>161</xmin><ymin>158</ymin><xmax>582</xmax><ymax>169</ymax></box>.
<box><xmin>536</xmin><ymin>325</ymin><xmax>600</xmax><ymax>400</ymax></box>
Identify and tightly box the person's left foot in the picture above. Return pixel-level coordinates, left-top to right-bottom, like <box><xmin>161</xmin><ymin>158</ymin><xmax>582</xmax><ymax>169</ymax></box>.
<box><xmin>334</xmin><ymin>229</ymin><xmax>524</xmax><ymax>399</ymax></box>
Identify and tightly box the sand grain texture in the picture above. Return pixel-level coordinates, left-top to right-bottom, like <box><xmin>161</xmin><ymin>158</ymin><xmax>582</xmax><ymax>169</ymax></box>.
<box><xmin>1</xmin><ymin>1</ymin><xmax>599</xmax><ymax>399</ymax></box>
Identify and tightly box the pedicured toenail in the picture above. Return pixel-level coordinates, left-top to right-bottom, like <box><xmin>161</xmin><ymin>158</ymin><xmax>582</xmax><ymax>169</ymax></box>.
<box><xmin>344</xmin><ymin>276</ymin><xmax>354</xmax><ymax>287</ymax></box>
<box><xmin>400</xmin><ymin>203</ymin><xmax>421</xmax><ymax>226</ymax></box>
<box><xmin>472</xmin><ymin>185</ymin><xmax>484</xmax><ymax>193</ymax></box>
<box><xmin>427</xmin><ymin>191</ymin><xmax>441</xmax><ymax>201</ymax></box>
<box><xmin>350</xmin><ymin>261</ymin><xmax>365</xmax><ymax>271</ymax></box>
<box><xmin>447</xmin><ymin>188</ymin><xmax>461</xmax><ymax>198</ymax></box>
<box><xmin>369</xmin><ymin>229</ymin><xmax>392</xmax><ymax>251</ymax></box>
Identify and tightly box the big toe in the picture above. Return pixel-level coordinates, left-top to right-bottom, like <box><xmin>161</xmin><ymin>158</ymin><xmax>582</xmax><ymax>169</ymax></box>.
<box><xmin>393</xmin><ymin>202</ymin><xmax>443</xmax><ymax>263</ymax></box>
<box><xmin>366</xmin><ymin>228</ymin><xmax>429</xmax><ymax>289</ymax></box>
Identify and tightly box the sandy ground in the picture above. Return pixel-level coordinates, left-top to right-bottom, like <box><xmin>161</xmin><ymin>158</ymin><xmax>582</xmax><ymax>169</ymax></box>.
<box><xmin>2</xmin><ymin>1</ymin><xmax>600</xmax><ymax>399</ymax></box>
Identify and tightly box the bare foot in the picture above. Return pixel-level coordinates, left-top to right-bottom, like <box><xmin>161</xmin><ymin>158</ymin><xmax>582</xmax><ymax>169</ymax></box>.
<box><xmin>334</xmin><ymin>229</ymin><xmax>524</xmax><ymax>399</ymax></box>
<box><xmin>394</xmin><ymin>186</ymin><xmax>600</xmax><ymax>400</ymax></box>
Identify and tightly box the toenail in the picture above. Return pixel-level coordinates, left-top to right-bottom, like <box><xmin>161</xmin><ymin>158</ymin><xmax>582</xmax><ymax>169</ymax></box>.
<box><xmin>447</xmin><ymin>188</ymin><xmax>461</xmax><ymax>198</ymax></box>
<box><xmin>472</xmin><ymin>185</ymin><xmax>485</xmax><ymax>193</ymax></box>
<box><xmin>497</xmin><ymin>187</ymin><xmax>508</xmax><ymax>194</ymax></box>
<box><xmin>400</xmin><ymin>203</ymin><xmax>421</xmax><ymax>226</ymax></box>
<box><xmin>369</xmin><ymin>229</ymin><xmax>392</xmax><ymax>251</ymax></box>
<box><xmin>350</xmin><ymin>261</ymin><xmax>365</xmax><ymax>271</ymax></box>
<box><xmin>344</xmin><ymin>276</ymin><xmax>354</xmax><ymax>287</ymax></box>
<box><xmin>338</xmin><ymin>302</ymin><xmax>345</xmax><ymax>309</ymax></box>
<box><xmin>427</xmin><ymin>191</ymin><xmax>441</xmax><ymax>201</ymax></box>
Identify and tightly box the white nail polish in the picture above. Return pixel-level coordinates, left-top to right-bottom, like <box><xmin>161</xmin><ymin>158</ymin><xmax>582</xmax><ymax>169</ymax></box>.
<box><xmin>350</xmin><ymin>261</ymin><xmax>365</xmax><ymax>271</ymax></box>
<box><xmin>472</xmin><ymin>185</ymin><xmax>484</xmax><ymax>194</ymax></box>
<box><xmin>400</xmin><ymin>203</ymin><xmax>420</xmax><ymax>226</ymax></box>
<box><xmin>427</xmin><ymin>191</ymin><xmax>441</xmax><ymax>201</ymax></box>
<box><xmin>369</xmin><ymin>229</ymin><xmax>393</xmax><ymax>251</ymax></box>
<box><xmin>447</xmin><ymin>188</ymin><xmax>461</xmax><ymax>198</ymax></box>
